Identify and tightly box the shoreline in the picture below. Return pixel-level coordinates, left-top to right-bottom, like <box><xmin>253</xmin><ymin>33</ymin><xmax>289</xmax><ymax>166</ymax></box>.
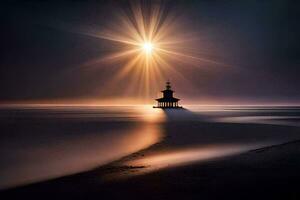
<box><xmin>2</xmin><ymin>106</ymin><xmax>300</xmax><ymax>199</ymax></box>
<box><xmin>2</xmin><ymin>121</ymin><xmax>300</xmax><ymax>199</ymax></box>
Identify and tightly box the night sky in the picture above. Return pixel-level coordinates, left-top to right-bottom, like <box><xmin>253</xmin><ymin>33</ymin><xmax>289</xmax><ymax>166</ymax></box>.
<box><xmin>1</xmin><ymin>0</ymin><xmax>300</xmax><ymax>104</ymax></box>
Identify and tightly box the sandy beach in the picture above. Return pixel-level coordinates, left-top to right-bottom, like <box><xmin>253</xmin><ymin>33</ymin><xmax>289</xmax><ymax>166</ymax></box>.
<box><xmin>1</xmin><ymin>105</ymin><xmax>300</xmax><ymax>199</ymax></box>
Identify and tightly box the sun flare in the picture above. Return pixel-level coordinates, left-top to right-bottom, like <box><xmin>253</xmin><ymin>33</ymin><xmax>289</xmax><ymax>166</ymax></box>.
<box><xmin>142</xmin><ymin>42</ymin><xmax>154</xmax><ymax>54</ymax></box>
<box><xmin>80</xmin><ymin>1</ymin><xmax>224</xmax><ymax>100</ymax></box>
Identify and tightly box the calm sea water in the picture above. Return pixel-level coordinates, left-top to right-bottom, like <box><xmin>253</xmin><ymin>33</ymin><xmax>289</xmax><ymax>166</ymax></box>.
<box><xmin>1</xmin><ymin>105</ymin><xmax>300</xmax><ymax>189</ymax></box>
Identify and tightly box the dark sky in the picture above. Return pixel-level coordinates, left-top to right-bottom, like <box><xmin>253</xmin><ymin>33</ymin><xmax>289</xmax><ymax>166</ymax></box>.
<box><xmin>0</xmin><ymin>0</ymin><xmax>300</xmax><ymax>104</ymax></box>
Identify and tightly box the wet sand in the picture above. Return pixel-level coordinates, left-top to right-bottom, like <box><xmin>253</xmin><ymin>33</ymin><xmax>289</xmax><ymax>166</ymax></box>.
<box><xmin>1</xmin><ymin>106</ymin><xmax>300</xmax><ymax>199</ymax></box>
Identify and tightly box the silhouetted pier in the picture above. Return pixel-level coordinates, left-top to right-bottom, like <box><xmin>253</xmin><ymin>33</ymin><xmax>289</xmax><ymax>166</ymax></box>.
<box><xmin>154</xmin><ymin>81</ymin><xmax>182</xmax><ymax>109</ymax></box>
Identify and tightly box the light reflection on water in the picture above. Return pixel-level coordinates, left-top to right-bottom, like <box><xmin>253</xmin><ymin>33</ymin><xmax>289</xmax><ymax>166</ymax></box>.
<box><xmin>214</xmin><ymin>116</ymin><xmax>300</xmax><ymax>127</ymax></box>
<box><xmin>123</xmin><ymin>143</ymin><xmax>267</xmax><ymax>175</ymax></box>
<box><xmin>1</xmin><ymin>105</ymin><xmax>300</xmax><ymax>188</ymax></box>
<box><xmin>107</xmin><ymin>105</ymin><xmax>300</xmax><ymax>178</ymax></box>
<box><xmin>0</xmin><ymin>105</ymin><xmax>164</xmax><ymax>189</ymax></box>
<box><xmin>186</xmin><ymin>105</ymin><xmax>300</xmax><ymax>126</ymax></box>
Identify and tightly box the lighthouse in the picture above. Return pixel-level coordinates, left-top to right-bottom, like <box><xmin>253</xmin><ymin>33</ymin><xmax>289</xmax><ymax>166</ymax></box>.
<box><xmin>154</xmin><ymin>81</ymin><xmax>182</xmax><ymax>108</ymax></box>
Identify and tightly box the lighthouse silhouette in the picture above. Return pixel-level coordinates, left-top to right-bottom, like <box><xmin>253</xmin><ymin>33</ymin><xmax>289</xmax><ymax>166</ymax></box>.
<box><xmin>154</xmin><ymin>81</ymin><xmax>182</xmax><ymax>108</ymax></box>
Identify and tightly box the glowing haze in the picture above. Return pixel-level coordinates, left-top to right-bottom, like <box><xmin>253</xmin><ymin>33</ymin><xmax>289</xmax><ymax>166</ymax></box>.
<box><xmin>1</xmin><ymin>1</ymin><xmax>299</xmax><ymax>105</ymax></box>
<box><xmin>79</xmin><ymin>1</ymin><xmax>223</xmax><ymax>103</ymax></box>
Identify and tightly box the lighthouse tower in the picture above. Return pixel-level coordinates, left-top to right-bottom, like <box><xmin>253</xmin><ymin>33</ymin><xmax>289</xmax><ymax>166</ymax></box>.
<box><xmin>154</xmin><ymin>81</ymin><xmax>182</xmax><ymax>108</ymax></box>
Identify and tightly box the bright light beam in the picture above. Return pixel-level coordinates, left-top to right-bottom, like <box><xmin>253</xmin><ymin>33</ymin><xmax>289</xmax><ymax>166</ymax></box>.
<box><xmin>142</xmin><ymin>42</ymin><xmax>154</xmax><ymax>54</ymax></box>
<box><xmin>78</xmin><ymin>1</ymin><xmax>225</xmax><ymax>100</ymax></box>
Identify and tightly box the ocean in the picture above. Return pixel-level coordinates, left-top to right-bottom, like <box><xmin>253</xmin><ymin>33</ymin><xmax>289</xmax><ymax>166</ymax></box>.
<box><xmin>1</xmin><ymin>105</ymin><xmax>300</xmax><ymax>189</ymax></box>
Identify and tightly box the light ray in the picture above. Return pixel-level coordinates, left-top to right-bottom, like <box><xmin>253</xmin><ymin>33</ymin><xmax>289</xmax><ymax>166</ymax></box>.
<box><xmin>156</xmin><ymin>48</ymin><xmax>226</xmax><ymax>66</ymax></box>
<box><xmin>77</xmin><ymin>1</ymin><xmax>227</xmax><ymax>100</ymax></box>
